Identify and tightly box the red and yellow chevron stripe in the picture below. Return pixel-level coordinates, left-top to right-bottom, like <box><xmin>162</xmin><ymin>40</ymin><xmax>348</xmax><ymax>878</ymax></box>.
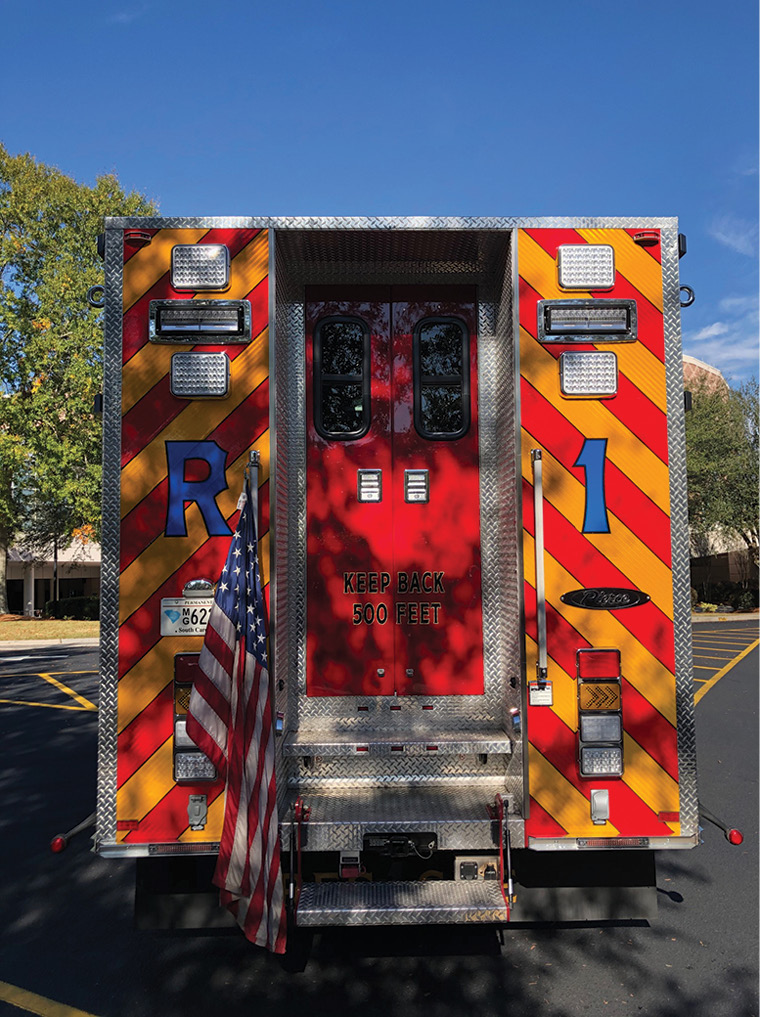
<box><xmin>114</xmin><ymin>227</ymin><xmax>270</xmax><ymax>844</ymax></box>
<box><xmin>518</xmin><ymin>228</ymin><xmax>680</xmax><ymax>842</ymax></box>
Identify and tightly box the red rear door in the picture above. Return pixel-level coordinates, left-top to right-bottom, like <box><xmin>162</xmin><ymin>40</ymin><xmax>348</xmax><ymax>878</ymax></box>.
<box><xmin>306</xmin><ymin>286</ymin><xmax>483</xmax><ymax>697</ymax></box>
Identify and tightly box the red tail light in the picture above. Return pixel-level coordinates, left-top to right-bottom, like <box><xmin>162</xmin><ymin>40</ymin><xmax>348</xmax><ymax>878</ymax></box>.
<box><xmin>728</xmin><ymin>829</ymin><xmax>744</xmax><ymax>845</ymax></box>
<box><xmin>577</xmin><ymin>649</ymin><xmax>621</xmax><ymax>679</ymax></box>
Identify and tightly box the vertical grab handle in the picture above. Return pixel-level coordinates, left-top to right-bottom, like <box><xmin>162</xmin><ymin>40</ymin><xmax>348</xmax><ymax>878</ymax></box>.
<box><xmin>531</xmin><ymin>449</ymin><xmax>548</xmax><ymax>682</ymax></box>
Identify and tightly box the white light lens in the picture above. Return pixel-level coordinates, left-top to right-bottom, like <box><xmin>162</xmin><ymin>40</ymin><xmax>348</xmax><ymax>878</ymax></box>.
<box><xmin>174</xmin><ymin>752</ymin><xmax>216</xmax><ymax>782</ymax></box>
<box><xmin>558</xmin><ymin>245</ymin><xmax>615</xmax><ymax>290</ymax></box>
<box><xmin>546</xmin><ymin>305</ymin><xmax>629</xmax><ymax>333</ymax></box>
<box><xmin>560</xmin><ymin>351</ymin><xmax>618</xmax><ymax>396</ymax></box>
<box><xmin>580</xmin><ymin>746</ymin><xmax>623</xmax><ymax>777</ymax></box>
<box><xmin>172</xmin><ymin>244</ymin><xmax>230</xmax><ymax>290</ymax></box>
<box><xmin>580</xmin><ymin>714</ymin><xmax>622</xmax><ymax>742</ymax></box>
<box><xmin>171</xmin><ymin>352</ymin><xmax>229</xmax><ymax>398</ymax></box>
<box><xmin>174</xmin><ymin>718</ymin><xmax>195</xmax><ymax>750</ymax></box>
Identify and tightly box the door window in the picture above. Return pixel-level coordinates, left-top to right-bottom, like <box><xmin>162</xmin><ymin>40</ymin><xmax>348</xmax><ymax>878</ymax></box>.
<box><xmin>314</xmin><ymin>317</ymin><xmax>371</xmax><ymax>439</ymax></box>
<box><xmin>413</xmin><ymin>318</ymin><xmax>470</xmax><ymax>440</ymax></box>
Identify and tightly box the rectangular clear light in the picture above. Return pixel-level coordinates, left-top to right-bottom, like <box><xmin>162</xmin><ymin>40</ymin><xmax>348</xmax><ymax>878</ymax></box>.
<box><xmin>538</xmin><ymin>300</ymin><xmax>636</xmax><ymax>343</ymax></box>
<box><xmin>171</xmin><ymin>352</ymin><xmax>229</xmax><ymax>398</ymax></box>
<box><xmin>149</xmin><ymin>300</ymin><xmax>252</xmax><ymax>343</ymax></box>
<box><xmin>172</xmin><ymin>244</ymin><xmax>230</xmax><ymax>290</ymax></box>
<box><xmin>560</xmin><ymin>351</ymin><xmax>618</xmax><ymax>396</ymax></box>
<box><xmin>174</xmin><ymin>718</ymin><xmax>195</xmax><ymax>750</ymax></box>
<box><xmin>580</xmin><ymin>714</ymin><xmax>622</xmax><ymax>743</ymax></box>
<box><xmin>558</xmin><ymin>244</ymin><xmax>615</xmax><ymax>290</ymax></box>
<box><xmin>174</xmin><ymin>752</ymin><xmax>216</xmax><ymax>782</ymax></box>
<box><xmin>545</xmin><ymin>304</ymin><xmax>630</xmax><ymax>333</ymax></box>
<box><xmin>580</xmin><ymin>746</ymin><xmax>623</xmax><ymax>777</ymax></box>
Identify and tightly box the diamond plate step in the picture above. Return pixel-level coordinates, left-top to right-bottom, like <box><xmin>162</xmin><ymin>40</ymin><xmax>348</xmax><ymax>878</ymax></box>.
<box><xmin>283</xmin><ymin>728</ymin><xmax>513</xmax><ymax>757</ymax></box>
<box><xmin>296</xmin><ymin>879</ymin><xmax>508</xmax><ymax>926</ymax></box>
<box><xmin>280</xmin><ymin>785</ymin><xmax>508</xmax><ymax>851</ymax></box>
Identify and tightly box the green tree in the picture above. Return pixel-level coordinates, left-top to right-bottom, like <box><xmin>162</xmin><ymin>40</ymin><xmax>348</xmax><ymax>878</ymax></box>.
<box><xmin>0</xmin><ymin>145</ymin><xmax>156</xmax><ymax>613</ymax></box>
<box><xmin>685</xmin><ymin>376</ymin><xmax>759</xmax><ymax>576</ymax></box>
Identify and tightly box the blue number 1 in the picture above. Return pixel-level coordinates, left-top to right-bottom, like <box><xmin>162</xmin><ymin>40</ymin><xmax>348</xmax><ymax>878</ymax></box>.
<box><xmin>574</xmin><ymin>438</ymin><xmax>610</xmax><ymax>534</ymax></box>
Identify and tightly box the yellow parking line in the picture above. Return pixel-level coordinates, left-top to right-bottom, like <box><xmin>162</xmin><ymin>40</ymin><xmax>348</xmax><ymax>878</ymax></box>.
<box><xmin>0</xmin><ymin>979</ymin><xmax>101</xmax><ymax>1017</ymax></box>
<box><xmin>0</xmin><ymin>698</ymin><xmax>90</xmax><ymax>712</ymax></box>
<box><xmin>695</xmin><ymin>639</ymin><xmax>760</xmax><ymax>705</ymax></box>
<box><xmin>695</xmin><ymin>629</ymin><xmax>759</xmax><ymax>636</ymax></box>
<box><xmin>37</xmin><ymin>673</ymin><xmax>97</xmax><ymax>712</ymax></box>
<box><xmin>692</xmin><ymin>653</ymin><xmax>737</xmax><ymax>660</ymax></box>
<box><xmin>692</xmin><ymin>641</ymin><xmax>754</xmax><ymax>650</ymax></box>
<box><xmin>693</xmin><ymin>665</ymin><xmax>721</xmax><ymax>671</ymax></box>
<box><xmin>46</xmin><ymin>671</ymin><xmax>98</xmax><ymax>676</ymax></box>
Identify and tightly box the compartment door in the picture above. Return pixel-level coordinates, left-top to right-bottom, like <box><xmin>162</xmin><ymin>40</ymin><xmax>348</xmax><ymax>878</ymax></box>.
<box><xmin>305</xmin><ymin>290</ymin><xmax>394</xmax><ymax>696</ymax></box>
<box><xmin>391</xmin><ymin>288</ymin><xmax>484</xmax><ymax>696</ymax></box>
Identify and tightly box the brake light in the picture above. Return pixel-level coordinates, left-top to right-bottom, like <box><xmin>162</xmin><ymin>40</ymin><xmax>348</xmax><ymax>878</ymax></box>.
<box><xmin>577</xmin><ymin>649</ymin><xmax>621</xmax><ymax>679</ymax></box>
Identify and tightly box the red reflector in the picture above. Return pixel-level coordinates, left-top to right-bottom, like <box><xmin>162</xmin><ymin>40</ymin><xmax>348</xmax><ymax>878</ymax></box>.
<box><xmin>391</xmin><ymin>746</ymin><xmax>404</xmax><ymax>753</ymax></box>
<box><xmin>426</xmin><ymin>746</ymin><xmax>438</xmax><ymax>752</ymax></box>
<box><xmin>658</xmin><ymin>812</ymin><xmax>680</xmax><ymax>823</ymax></box>
<box><xmin>341</xmin><ymin>866</ymin><xmax>360</xmax><ymax>879</ymax></box>
<box><xmin>578</xmin><ymin>837</ymin><xmax>649</xmax><ymax>849</ymax></box>
<box><xmin>728</xmin><ymin>829</ymin><xmax>744</xmax><ymax>845</ymax></box>
<box><xmin>577</xmin><ymin>649</ymin><xmax>621</xmax><ymax>679</ymax></box>
<box><xmin>355</xmin><ymin>746</ymin><xmax>369</xmax><ymax>753</ymax></box>
<box><xmin>50</xmin><ymin>836</ymin><xmax>67</xmax><ymax>854</ymax></box>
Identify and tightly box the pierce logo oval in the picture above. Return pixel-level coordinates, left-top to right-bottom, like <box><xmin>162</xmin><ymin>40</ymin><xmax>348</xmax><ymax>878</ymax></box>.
<box><xmin>560</xmin><ymin>588</ymin><xmax>650</xmax><ymax>610</ymax></box>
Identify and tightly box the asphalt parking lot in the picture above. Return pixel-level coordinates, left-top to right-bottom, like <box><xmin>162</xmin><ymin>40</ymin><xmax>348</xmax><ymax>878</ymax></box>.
<box><xmin>0</xmin><ymin>621</ymin><xmax>757</xmax><ymax>1017</ymax></box>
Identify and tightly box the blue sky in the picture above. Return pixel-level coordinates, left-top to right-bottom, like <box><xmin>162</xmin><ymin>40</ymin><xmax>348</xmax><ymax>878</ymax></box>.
<box><xmin>2</xmin><ymin>0</ymin><xmax>757</xmax><ymax>383</ymax></box>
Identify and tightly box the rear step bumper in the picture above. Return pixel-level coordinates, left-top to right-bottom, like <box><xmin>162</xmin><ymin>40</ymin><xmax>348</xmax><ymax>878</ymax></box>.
<box><xmin>296</xmin><ymin>879</ymin><xmax>508</xmax><ymax>926</ymax></box>
<box><xmin>280</xmin><ymin>785</ymin><xmax>522</xmax><ymax>851</ymax></box>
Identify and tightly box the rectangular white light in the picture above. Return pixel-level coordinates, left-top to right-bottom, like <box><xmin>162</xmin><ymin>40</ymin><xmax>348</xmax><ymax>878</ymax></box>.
<box><xmin>174</xmin><ymin>752</ymin><xmax>216</xmax><ymax>782</ymax></box>
<box><xmin>172</xmin><ymin>244</ymin><xmax>230</xmax><ymax>290</ymax></box>
<box><xmin>537</xmin><ymin>300</ymin><xmax>636</xmax><ymax>343</ymax></box>
<box><xmin>580</xmin><ymin>714</ymin><xmax>622</xmax><ymax>743</ymax></box>
<box><xmin>171</xmin><ymin>352</ymin><xmax>229</xmax><ymax>398</ymax></box>
<box><xmin>174</xmin><ymin>718</ymin><xmax>195</xmax><ymax>750</ymax></box>
<box><xmin>558</xmin><ymin>244</ymin><xmax>615</xmax><ymax>290</ymax></box>
<box><xmin>150</xmin><ymin>300</ymin><xmax>252</xmax><ymax>343</ymax></box>
<box><xmin>580</xmin><ymin>746</ymin><xmax>623</xmax><ymax>777</ymax></box>
<box><xmin>560</xmin><ymin>351</ymin><xmax>618</xmax><ymax>396</ymax></box>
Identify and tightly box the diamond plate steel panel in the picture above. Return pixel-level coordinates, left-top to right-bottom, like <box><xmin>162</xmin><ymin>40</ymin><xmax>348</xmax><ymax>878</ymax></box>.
<box><xmin>109</xmin><ymin>216</ymin><xmax>677</xmax><ymax>231</ymax></box>
<box><xmin>283</xmin><ymin>730</ymin><xmax>513</xmax><ymax>757</ymax></box>
<box><xmin>280</xmin><ymin>786</ymin><xmax>505</xmax><ymax>851</ymax></box>
<box><xmin>662</xmin><ymin>226</ymin><xmax>699</xmax><ymax>838</ymax></box>
<box><xmin>296</xmin><ymin>879</ymin><xmax>508</xmax><ymax>926</ymax></box>
<box><xmin>95</xmin><ymin>226</ymin><xmax>124</xmax><ymax>851</ymax></box>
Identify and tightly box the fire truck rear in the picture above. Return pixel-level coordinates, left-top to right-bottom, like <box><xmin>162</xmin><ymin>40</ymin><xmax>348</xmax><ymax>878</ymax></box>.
<box><xmin>94</xmin><ymin>217</ymin><xmax>698</xmax><ymax>930</ymax></box>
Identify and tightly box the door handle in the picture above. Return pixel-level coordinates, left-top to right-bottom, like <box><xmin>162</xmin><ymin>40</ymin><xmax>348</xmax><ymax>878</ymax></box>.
<box><xmin>531</xmin><ymin>449</ymin><xmax>548</xmax><ymax>681</ymax></box>
<box><xmin>357</xmin><ymin>469</ymin><xmax>382</xmax><ymax>503</ymax></box>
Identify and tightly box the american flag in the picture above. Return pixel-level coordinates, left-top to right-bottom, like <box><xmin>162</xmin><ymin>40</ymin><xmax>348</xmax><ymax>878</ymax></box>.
<box><xmin>186</xmin><ymin>468</ymin><xmax>286</xmax><ymax>954</ymax></box>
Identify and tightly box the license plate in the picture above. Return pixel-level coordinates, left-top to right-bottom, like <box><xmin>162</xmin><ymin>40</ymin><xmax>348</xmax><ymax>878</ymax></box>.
<box><xmin>160</xmin><ymin>597</ymin><xmax>214</xmax><ymax>636</ymax></box>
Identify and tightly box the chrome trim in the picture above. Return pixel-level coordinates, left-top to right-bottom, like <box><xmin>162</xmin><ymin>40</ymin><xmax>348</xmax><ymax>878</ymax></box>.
<box><xmin>95</xmin><ymin>225</ymin><xmax>123</xmax><ymax>852</ymax></box>
<box><xmin>530</xmin><ymin>450</ymin><xmax>548</xmax><ymax>681</ymax></box>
